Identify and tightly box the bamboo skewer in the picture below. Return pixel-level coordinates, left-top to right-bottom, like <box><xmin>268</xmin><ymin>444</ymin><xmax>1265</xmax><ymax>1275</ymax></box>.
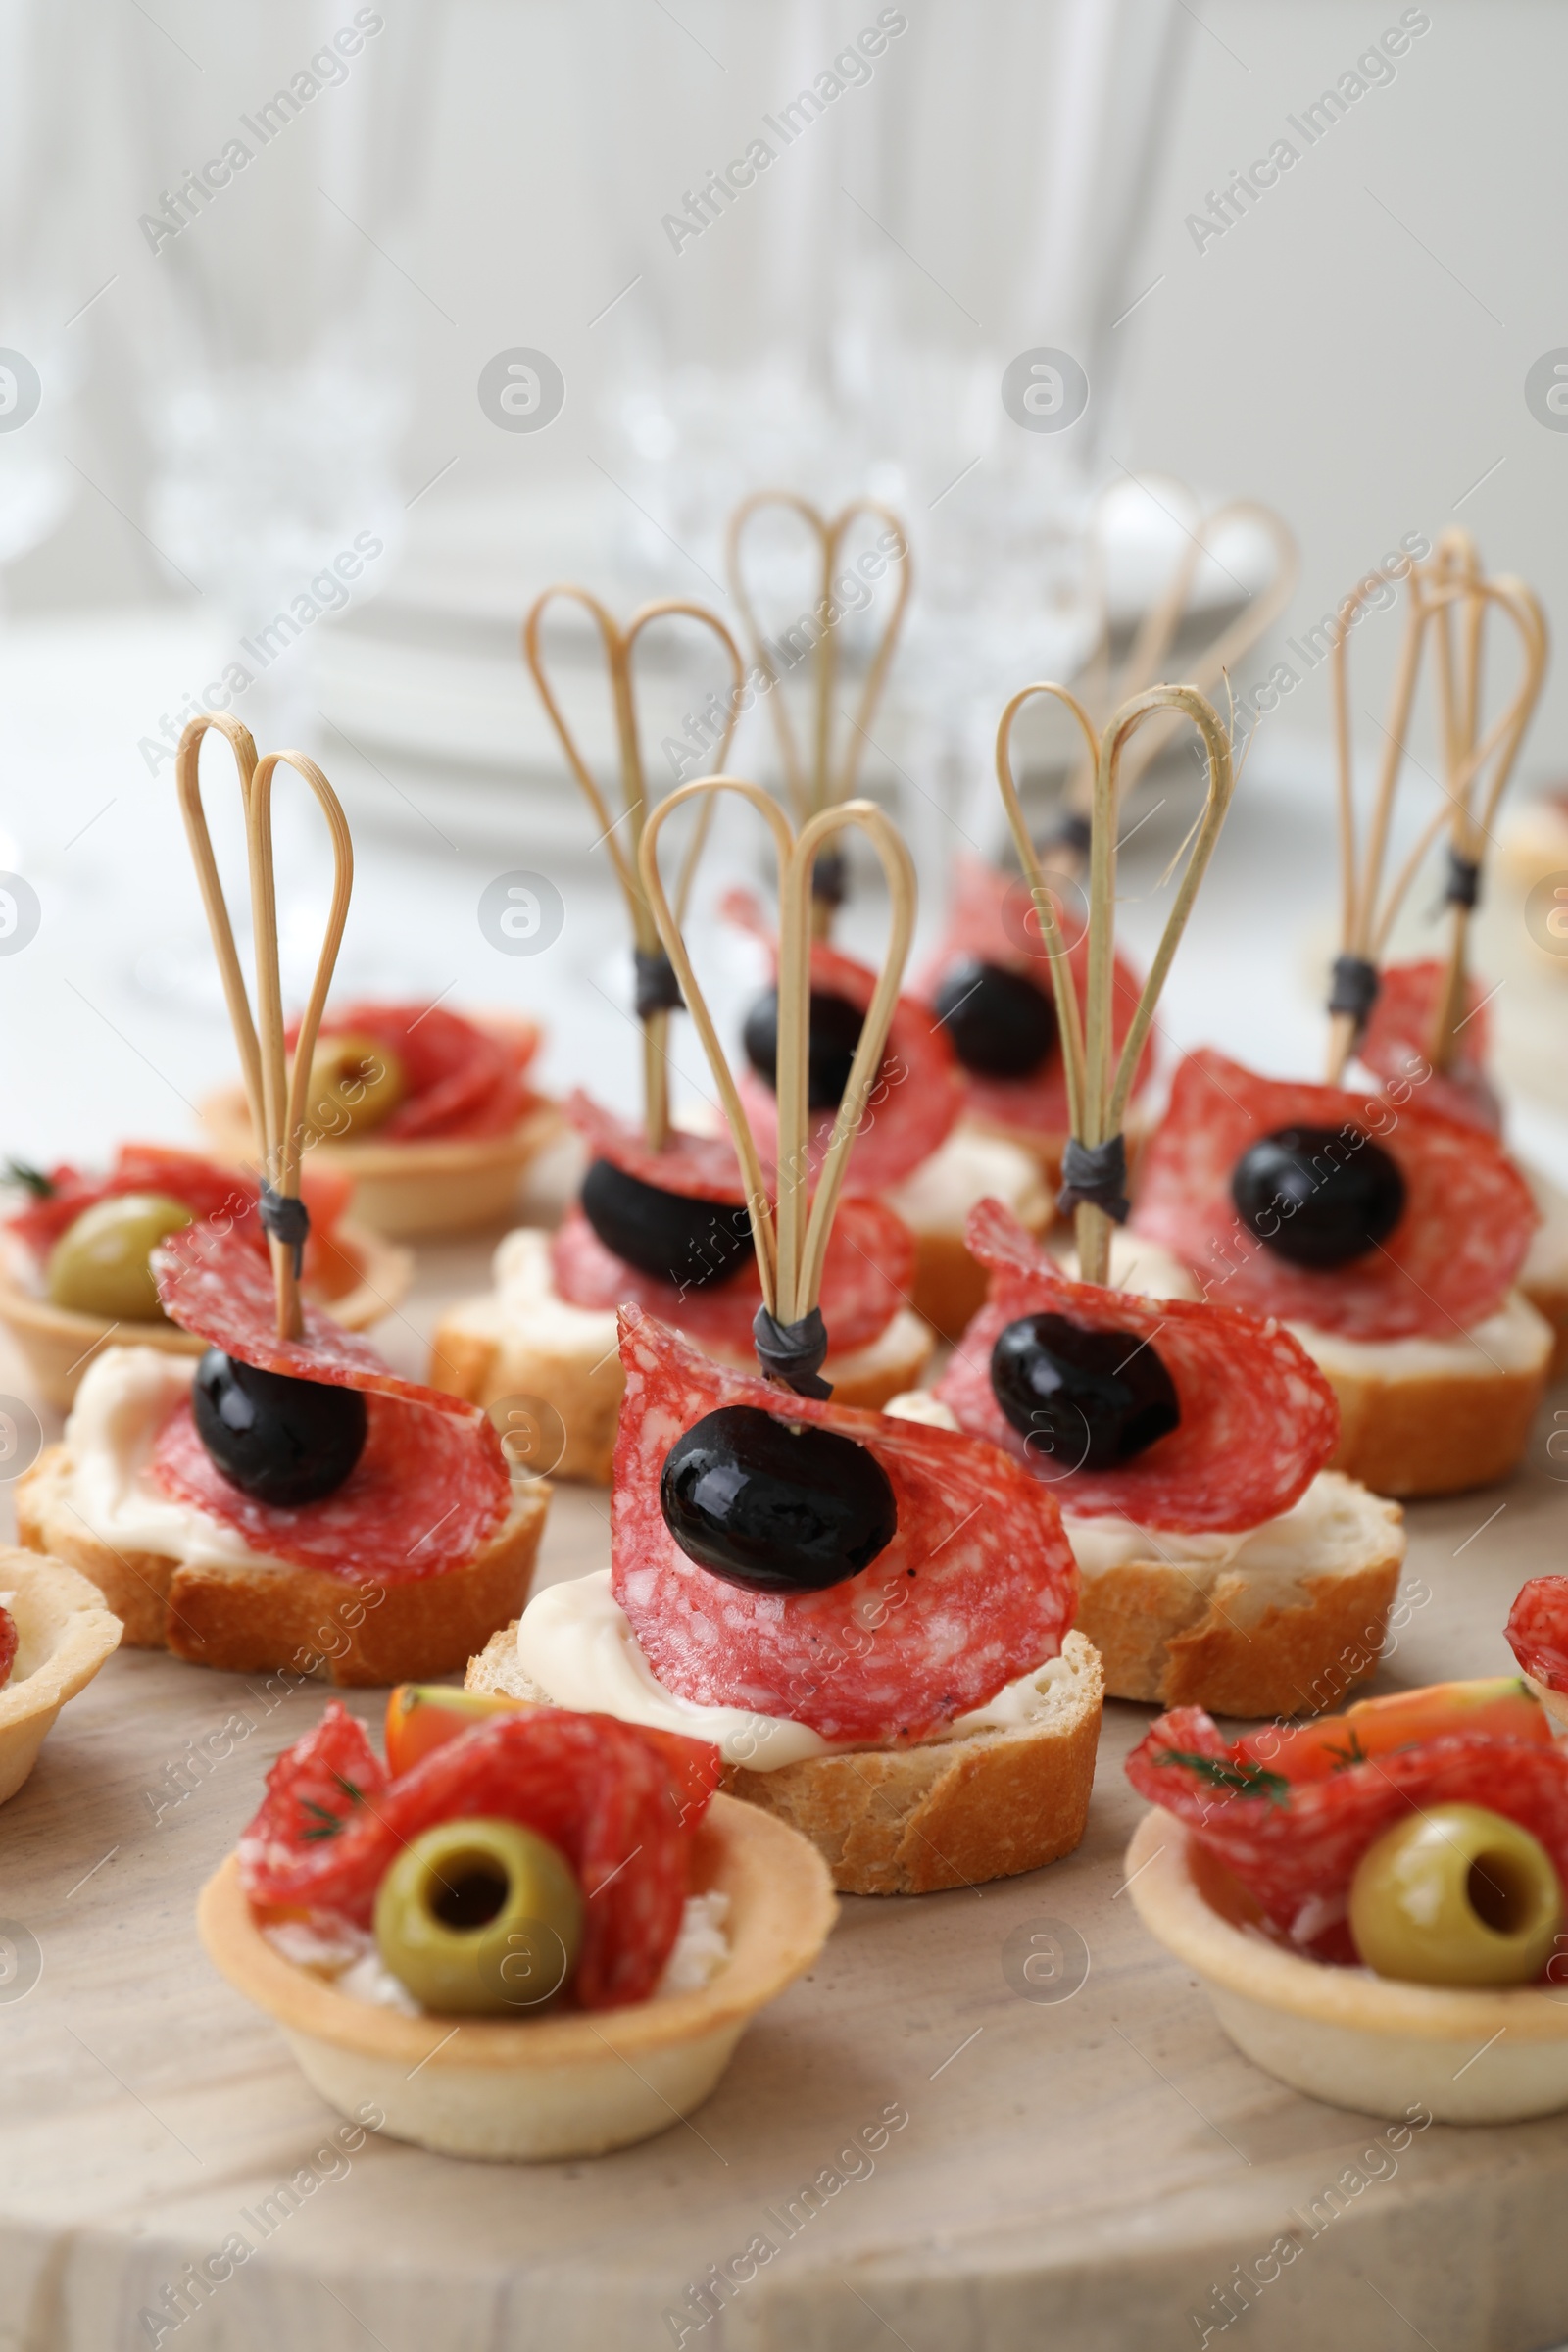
<box><xmin>173</xmin><ymin>713</ymin><xmax>354</xmax><ymax>1342</ymax></box>
<box><xmin>724</xmin><ymin>493</ymin><xmax>912</xmax><ymax>936</ymax></box>
<box><xmin>1422</xmin><ymin>554</ymin><xmax>1546</xmax><ymax>1071</ymax></box>
<box><xmin>995</xmin><ymin>683</ymin><xmax>1236</xmax><ymax>1287</ymax></box>
<box><xmin>523</xmin><ymin>589</ymin><xmax>745</xmax><ymax>1152</ymax></box>
<box><xmin>1323</xmin><ymin>561</ymin><xmax>1546</xmax><ymax>1085</ymax></box>
<box><xmin>1056</xmin><ymin>489</ymin><xmax>1297</xmax><ymax>851</ymax></box>
<box><xmin>639</xmin><ymin>781</ymin><xmax>915</xmax><ymax>1383</ymax></box>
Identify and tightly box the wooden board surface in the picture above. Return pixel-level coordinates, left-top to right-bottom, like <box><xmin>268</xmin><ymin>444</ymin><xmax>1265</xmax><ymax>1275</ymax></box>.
<box><xmin>2</xmin><ymin>1235</ymin><xmax>1568</xmax><ymax>2352</ymax></box>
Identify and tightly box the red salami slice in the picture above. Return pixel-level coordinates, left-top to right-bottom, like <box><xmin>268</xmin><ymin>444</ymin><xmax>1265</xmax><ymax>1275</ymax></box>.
<box><xmin>152</xmin><ymin>1388</ymin><xmax>510</xmax><ymax>1582</ymax></box>
<box><xmin>1506</xmin><ymin>1577</ymin><xmax>1568</xmax><ymax>1693</ymax></box>
<box><xmin>5</xmin><ymin>1143</ymin><xmax>350</xmax><ymax>1268</ymax></box>
<box><xmin>239</xmin><ymin>1698</ymin><xmax>388</xmax><ymax>1883</ymax></box>
<box><xmin>935</xmin><ymin>1200</ymin><xmax>1338</xmax><ymax>1532</ymax></box>
<box><xmin>914</xmin><ymin>856</ymin><xmax>1152</xmax><ymax>1139</ymax></box>
<box><xmin>729</xmin><ymin>916</ymin><xmax>963</xmax><ymax>1193</ymax></box>
<box><xmin>239</xmin><ymin>1705</ymin><xmax>707</xmax><ymax>2009</ymax></box>
<box><xmin>1131</xmin><ymin>1048</ymin><xmax>1537</xmax><ymax>1341</ymax></box>
<box><xmin>612</xmin><ymin>1312</ymin><xmax>1077</xmax><ymax>1743</ymax></box>
<box><xmin>0</xmin><ymin>1602</ymin><xmax>15</xmax><ymax>1690</ymax></box>
<box><xmin>1356</xmin><ymin>959</ymin><xmax>1501</xmax><ymax>1133</ymax></box>
<box><xmin>565</xmin><ymin>1094</ymin><xmax>747</xmax><ymax>1203</ymax></box>
<box><xmin>1127</xmin><ymin>1705</ymin><xmax>1568</xmax><ymax>1962</ymax></box>
<box><xmin>153</xmin><ymin>1225</ymin><xmax>485</xmax><ymax>1417</ymax></box>
<box><xmin>551</xmin><ymin>1193</ymin><xmax>912</xmax><ymax>1357</ymax></box>
<box><xmin>293</xmin><ymin>1003</ymin><xmax>540</xmax><ymax>1142</ymax></box>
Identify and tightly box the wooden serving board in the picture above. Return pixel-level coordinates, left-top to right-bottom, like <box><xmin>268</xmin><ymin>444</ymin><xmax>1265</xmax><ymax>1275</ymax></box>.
<box><xmin>1</xmin><ymin>1239</ymin><xmax>1567</xmax><ymax>2352</ymax></box>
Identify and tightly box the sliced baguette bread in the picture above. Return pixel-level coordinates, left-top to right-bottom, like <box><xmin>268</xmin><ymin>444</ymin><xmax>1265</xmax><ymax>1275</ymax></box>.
<box><xmin>15</xmin><ymin>1446</ymin><xmax>549</xmax><ymax>1687</ymax></box>
<box><xmin>466</xmin><ymin>1618</ymin><xmax>1103</xmax><ymax>1897</ymax></box>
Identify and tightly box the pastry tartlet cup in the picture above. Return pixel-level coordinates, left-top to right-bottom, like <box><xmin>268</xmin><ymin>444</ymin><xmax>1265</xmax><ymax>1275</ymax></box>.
<box><xmin>0</xmin><ymin>1545</ymin><xmax>122</xmax><ymax>1804</ymax></box>
<box><xmin>197</xmin><ymin>1791</ymin><xmax>837</xmax><ymax>2160</ymax></box>
<box><xmin>1125</xmin><ymin>1809</ymin><xmax>1568</xmax><ymax>2125</ymax></box>
<box><xmin>0</xmin><ymin>1222</ymin><xmax>412</xmax><ymax>1412</ymax></box>
<box><xmin>201</xmin><ymin>1090</ymin><xmax>562</xmax><ymax>1240</ymax></box>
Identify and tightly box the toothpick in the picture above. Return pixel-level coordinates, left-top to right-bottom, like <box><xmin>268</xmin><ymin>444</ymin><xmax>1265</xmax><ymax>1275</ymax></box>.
<box><xmin>725</xmin><ymin>493</ymin><xmax>912</xmax><ymax>935</ymax></box>
<box><xmin>523</xmin><ymin>590</ymin><xmax>745</xmax><ymax>1151</ymax></box>
<box><xmin>996</xmin><ymin>683</ymin><xmax>1236</xmax><ymax>1286</ymax></box>
<box><xmin>173</xmin><ymin>715</ymin><xmax>354</xmax><ymax>1342</ymax></box>
<box><xmin>638</xmin><ymin>783</ymin><xmax>915</xmax><ymax>1355</ymax></box>
<box><xmin>1059</xmin><ymin>490</ymin><xmax>1297</xmax><ymax>852</ymax></box>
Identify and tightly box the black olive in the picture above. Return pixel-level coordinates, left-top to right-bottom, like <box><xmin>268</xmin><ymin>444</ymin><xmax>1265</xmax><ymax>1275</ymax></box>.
<box><xmin>579</xmin><ymin>1158</ymin><xmax>753</xmax><ymax>1292</ymax></box>
<box><xmin>990</xmin><ymin>1313</ymin><xmax>1181</xmax><ymax>1472</ymax></box>
<box><xmin>931</xmin><ymin>956</ymin><xmax>1056</xmax><ymax>1078</ymax></box>
<box><xmin>1231</xmin><ymin>1124</ymin><xmax>1407</xmax><ymax>1269</ymax></box>
<box><xmin>742</xmin><ymin>988</ymin><xmax>867</xmax><ymax>1110</ymax></box>
<box><xmin>192</xmin><ymin>1348</ymin><xmax>368</xmax><ymax>1506</ymax></box>
<box><xmin>660</xmin><ymin>1405</ymin><xmax>897</xmax><ymax>1592</ymax></box>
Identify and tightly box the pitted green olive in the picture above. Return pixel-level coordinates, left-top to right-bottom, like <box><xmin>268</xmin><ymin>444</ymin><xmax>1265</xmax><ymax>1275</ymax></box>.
<box><xmin>372</xmin><ymin>1816</ymin><xmax>583</xmax><ymax>2016</ymax></box>
<box><xmin>45</xmin><ymin>1193</ymin><xmax>194</xmax><ymax>1322</ymax></box>
<box><xmin>1348</xmin><ymin>1802</ymin><xmax>1562</xmax><ymax>1988</ymax></box>
<box><xmin>306</xmin><ymin>1033</ymin><xmax>406</xmax><ymax>1141</ymax></box>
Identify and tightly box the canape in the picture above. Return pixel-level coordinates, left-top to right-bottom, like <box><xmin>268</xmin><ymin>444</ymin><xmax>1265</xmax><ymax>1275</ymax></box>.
<box><xmin>0</xmin><ymin>1546</ymin><xmax>122</xmax><ymax>1805</ymax></box>
<box><xmin>1125</xmin><ymin>1678</ymin><xmax>1568</xmax><ymax>2124</ymax></box>
<box><xmin>198</xmin><ymin>1692</ymin><xmax>835</xmax><ymax>2159</ymax></box>
<box><xmin>202</xmin><ymin>1003</ymin><xmax>559</xmax><ymax>1239</ymax></box>
<box><xmin>0</xmin><ymin>1144</ymin><xmax>408</xmax><ymax>1410</ymax></box>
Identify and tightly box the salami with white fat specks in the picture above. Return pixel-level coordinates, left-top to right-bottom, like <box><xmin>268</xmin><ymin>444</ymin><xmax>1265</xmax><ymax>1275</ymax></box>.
<box><xmin>551</xmin><ymin>1192</ymin><xmax>913</xmax><ymax>1356</ymax></box>
<box><xmin>149</xmin><ymin>1225</ymin><xmax>510</xmax><ymax>1580</ymax></box>
<box><xmin>936</xmin><ymin>1200</ymin><xmax>1339</xmax><ymax>1533</ymax></box>
<box><xmin>725</xmin><ymin>894</ymin><xmax>963</xmax><ymax>1193</ymax></box>
<box><xmin>1131</xmin><ymin>1048</ymin><xmax>1537</xmax><ymax>1342</ymax></box>
<box><xmin>565</xmin><ymin>1094</ymin><xmax>749</xmax><ymax>1203</ymax></box>
<box><xmin>914</xmin><ymin>855</ymin><xmax>1152</xmax><ymax>1140</ymax></box>
<box><xmin>1356</xmin><ymin>958</ymin><xmax>1501</xmax><ymax>1133</ymax></box>
<box><xmin>611</xmin><ymin>1310</ymin><xmax>1077</xmax><ymax>1743</ymax></box>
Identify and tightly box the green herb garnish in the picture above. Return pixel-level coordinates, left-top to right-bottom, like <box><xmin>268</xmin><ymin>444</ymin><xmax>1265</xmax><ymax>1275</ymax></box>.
<box><xmin>1154</xmin><ymin>1748</ymin><xmax>1290</xmax><ymax>1806</ymax></box>
<box><xmin>3</xmin><ymin>1159</ymin><xmax>54</xmax><ymax>1199</ymax></box>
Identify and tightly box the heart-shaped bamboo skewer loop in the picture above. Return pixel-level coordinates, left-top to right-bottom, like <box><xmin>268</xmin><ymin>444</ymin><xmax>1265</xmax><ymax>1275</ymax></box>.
<box><xmin>174</xmin><ymin>713</ymin><xmax>354</xmax><ymax>1341</ymax></box>
<box><xmin>996</xmin><ymin>682</ymin><xmax>1236</xmax><ymax>1287</ymax></box>
<box><xmin>1324</xmin><ymin>563</ymin><xmax>1546</xmax><ymax>1083</ymax></box>
<box><xmin>1423</xmin><ymin>557</ymin><xmax>1546</xmax><ymax>1071</ymax></box>
<box><xmin>725</xmin><ymin>492</ymin><xmax>912</xmax><ymax>931</ymax></box>
<box><xmin>639</xmin><ymin>780</ymin><xmax>915</xmax><ymax>1393</ymax></box>
<box><xmin>1060</xmin><ymin>490</ymin><xmax>1297</xmax><ymax>842</ymax></box>
<box><xmin>523</xmin><ymin>588</ymin><xmax>745</xmax><ymax>1151</ymax></box>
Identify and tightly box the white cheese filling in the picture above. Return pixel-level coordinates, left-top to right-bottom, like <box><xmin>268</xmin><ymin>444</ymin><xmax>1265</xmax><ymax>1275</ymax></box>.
<box><xmin>60</xmin><ymin>1347</ymin><xmax>295</xmax><ymax>1572</ymax></box>
<box><xmin>263</xmin><ymin>1889</ymin><xmax>730</xmax><ymax>2009</ymax></box>
<box><xmin>460</xmin><ymin>1225</ymin><xmax>926</xmax><ymax>1383</ymax></box>
<box><xmin>1292</xmin><ymin>1289</ymin><xmax>1551</xmax><ymax>1381</ymax></box>
<box><xmin>883</xmin><ymin>1128</ymin><xmax>1051</xmax><ymax>1240</ymax></box>
<box><xmin>514</xmin><ymin>1569</ymin><xmax>1081</xmax><ymax>1770</ymax></box>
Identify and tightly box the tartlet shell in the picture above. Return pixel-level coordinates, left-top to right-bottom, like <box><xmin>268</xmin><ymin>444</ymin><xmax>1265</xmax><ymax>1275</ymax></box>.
<box><xmin>197</xmin><ymin>1792</ymin><xmax>837</xmax><ymax>2160</ymax></box>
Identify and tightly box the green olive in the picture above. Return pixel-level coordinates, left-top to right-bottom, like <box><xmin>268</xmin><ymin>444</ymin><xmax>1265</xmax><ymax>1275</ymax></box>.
<box><xmin>373</xmin><ymin>1816</ymin><xmax>583</xmax><ymax>2016</ymax></box>
<box><xmin>305</xmin><ymin>1033</ymin><xmax>406</xmax><ymax>1141</ymax></box>
<box><xmin>1349</xmin><ymin>1802</ymin><xmax>1562</xmax><ymax>1988</ymax></box>
<box><xmin>45</xmin><ymin>1192</ymin><xmax>194</xmax><ymax>1322</ymax></box>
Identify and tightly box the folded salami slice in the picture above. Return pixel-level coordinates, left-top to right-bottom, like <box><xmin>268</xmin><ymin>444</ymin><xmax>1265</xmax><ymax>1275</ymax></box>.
<box><xmin>1127</xmin><ymin>1705</ymin><xmax>1568</xmax><ymax>1962</ymax></box>
<box><xmin>239</xmin><ymin>1703</ymin><xmax>708</xmax><ymax>2009</ymax></box>
<box><xmin>152</xmin><ymin>1388</ymin><xmax>510</xmax><ymax>1582</ymax></box>
<box><xmin>612</xmin><ymin>1311</ymin><xmax>1077</xmax><ymax>1743</ymax></box>
<box><xmin>936</xmin><ymin>1199</ymin><xmax>1338</xmax><ymax>1533</ymax></box>
<box><xmin>914</xmin><ymin>856</ymin><xmax>1152</xmax><ymax>1139</ymax></box>
<box><xmin>1356</xmin><ymin>958</ymin><xmax>1501</xmax><ymax>1134</ymax></box>
<box><xmin>1131</xmin><ymin>1048</ymin><xmax>1537</xmax><ymax>1341</ymax></box>
<box><xmin>551</xmin><ymin>1192</ymin><xmax>913</xmax><ymax>1356</ymax></box>
<box><xmin>293</xmin><ymin>1003</ymin><xmax>540</xmax><ymax>1142</ymax></box>
<box><xmin>7</xmin><ymin>1143</ymin><xmax>351</xmax><ymax>1267</ymax></box>
<box><xmin>564</xmin><ymin>1093</ymin><xmax>748</xmax><ymax>1203</ymax></box>
<box><xmin>1506</xmin><ymin>1577</ymin><xmax>1568</xmax><ymax>1693</ymax></box>
<box><xmin>153</xmin><ymin>1225</ymin><xmax>485</xmax><ymax>1417</ymax></box>
<box><xmin>731</xmin><ymin>920</ymin><xmax>964</xmax><ymax>1194</ymax></box>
